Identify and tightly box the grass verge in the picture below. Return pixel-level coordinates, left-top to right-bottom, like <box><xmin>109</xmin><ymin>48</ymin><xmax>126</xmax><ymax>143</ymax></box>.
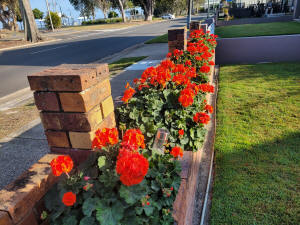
<box><xmin>109</xmin><ymin>56</ymin><xmax>147</xmax><ymax>76</ymax></box>
<box><xmin>216</xmin><ymin>21</ymin><xmax>300</xmax><ymax>38</ymax></box>
<box><xmin>210</xmin><ymin>63</ymin><xmax>300</xmax><ymax>225</ymax></box>
<box><xmin>145</xmin><ymin>33</ymin><xmax>168</xmax><ymax>44</ymax></box>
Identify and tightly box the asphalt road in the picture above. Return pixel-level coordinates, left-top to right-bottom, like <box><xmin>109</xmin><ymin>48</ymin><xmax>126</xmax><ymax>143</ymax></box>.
<box><xmin>0</xmin><ymin>17</ymin><xmax>190</xmax><ymax>98</ymax></box>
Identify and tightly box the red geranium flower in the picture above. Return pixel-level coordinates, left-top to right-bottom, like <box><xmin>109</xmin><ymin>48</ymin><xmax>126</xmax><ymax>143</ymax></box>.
<box><xmin>170</xmin><ymin>146</ymin><xmax>183</xmax><ymax>158</ymax></box>
<box><xmin>178</xmin><ymin>88</ymin><xmax>195</xmax><ymax>107</ymax></box>
<box><xmin>62</xmin><ymin>192</ymin><xmax>76</xmax><ymax>206</ymax></box>
<box><xmin>122</xmin><ymin>83</ymin><xmax>135</xmax><ymax>103</ymax></box>
<box><xmin>178</xmin><ymin>129</ymin><xmax>184</xmax><ymax>136</ymax></box>
<box><xmin>116</xmin><ymin>151</ymin><xmax>149</xmax><ymax>186</ymax></box>
<box><xmin>205</xmin><ymin>104</ymin><xmax>213</xmax><ymax>113</ymax></box>
<box><xmin>198</xmin><ymin>83</ymin><xmax>214</xmax><ymax>93</ymax></box>
<box><xmin>50</xmin><ymin>155</ymin><xmax>73</xmax><ymax>177</ymax></box>
<box><xmin>92</xmin><ymin>128</ymin><xmax>119</xmax><ymax>149</ymax></box>
<box><xmin>200</xmin><ymin>64</ymin><xmax>210</xmax><ymax>73</ymax></box>
<box><xmin>209</xmin><ymin>61</ymin><xmax>215</xmax><ymax>66</ymax></box>
<box><xmin>193</xmin><ymin>112</ymin><xmax>210</xmax><ymax>125</ymax></box>
<box><xmin>122</xmin><ymin>129</ymin><xmax>145</xmax><ymax>150</ymax></box>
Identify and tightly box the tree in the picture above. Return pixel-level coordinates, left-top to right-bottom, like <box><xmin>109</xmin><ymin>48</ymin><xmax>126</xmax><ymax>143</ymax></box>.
<box><xmin>110</xmin><ymin>0</ymin><xmax>127</xmax><ymax>22</ymax></box>
<box><xmin>45</xmin><ymin>11</ymin><xmax>61</xmax><ymax>29</ymax></box>
<box><xmin>18</xmin><ymin>0</ymin><xmax>42</xmax><ymax>42</ymax></box>
<box><xmin>132</xmin><ymin>0</ymin><xmax>154</xmax><ymax>21</ymax></box>
<box><xmin>95</xmin><ymin>0</ymin><xmax>111</xmax><ymax>18</ymax></box>
<box><xmin>32</xmin><ymin>8</ymin><xmax>43</xmax><ymax>19</ymax></box>
<box><xmin>0</xmin><ymin>0</ymin><xmax>19</xmax><ymax>31</ymax></box>
<box><xmin>69</xmin><ymin>0</ymin><xmax>98</xmax><ymax>20</ymax></box>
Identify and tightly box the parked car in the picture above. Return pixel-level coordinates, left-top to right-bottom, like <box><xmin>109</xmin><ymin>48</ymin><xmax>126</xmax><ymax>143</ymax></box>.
<box><xmin>161</xmin><ymin>14</ymin><xmax>175</xmax><ymax>19</ymax></box>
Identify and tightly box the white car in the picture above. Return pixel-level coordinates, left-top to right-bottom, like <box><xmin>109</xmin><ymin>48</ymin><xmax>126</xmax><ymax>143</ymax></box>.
<box><xmin>161</xmin><ymin>14</ymin><xmax>175</xmax><ymax>19</ymax></box>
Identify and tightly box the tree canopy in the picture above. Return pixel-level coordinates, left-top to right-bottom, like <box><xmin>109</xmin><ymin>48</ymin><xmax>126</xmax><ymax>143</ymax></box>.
<box><xmin>32</xmin><ymin>8</ymin><xmax>43</xmax><ymax>19</ymax></box>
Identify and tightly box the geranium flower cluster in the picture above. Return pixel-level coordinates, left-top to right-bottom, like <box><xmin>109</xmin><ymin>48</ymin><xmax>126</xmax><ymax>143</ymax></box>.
<box><xmin>116</xmin><ymin>129</ymin><xmax>148</xmax><ymax>186</ymax></box>
<box><xmin>92</xmin><ymin>127</ymin><xmax>119</xmax><ymax>149</ymax></box>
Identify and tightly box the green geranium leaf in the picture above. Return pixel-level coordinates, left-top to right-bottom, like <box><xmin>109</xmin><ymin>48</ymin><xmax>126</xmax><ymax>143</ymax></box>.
<box><xmin>79</xmin><ymin>216</ymin><xmax>97</xmax><ymax>225</ymax></box>
<box><xmin>98</xmin><ymin>156</ymin><xmax>106</xmax><ymax>169</ymax></box>
<box><xmin>62</xmin><ymin>215</ymin><xmax>77</xmax><ymax>225</ymax></box>
<box><xmin>144</xmin><ymin>204</ymin><xmax>154</xmax><ymax>216</ymax></box>
<box><xmin>96</xmin><ymin>202</ymin><xmax>124</xmax><ymax>225</ymax></box>
<box><xmin>119</xmin><ymin>181</ymin><xmax>146</xmax><ymax>204</ymax></box>
<box><xmin>82</xmin><ymin>197</ymin><xmax>100</xmax><ymax>217</ymax></box>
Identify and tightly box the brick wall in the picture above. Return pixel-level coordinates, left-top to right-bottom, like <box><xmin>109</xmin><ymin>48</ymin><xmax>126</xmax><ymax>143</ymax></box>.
<box><xmin>168</xmin><ymin>27</ymin><xmax>187</xmax><ymax>53</ymax></box>
<box><xmin>28</xmin><ymin>64</ymin><xmax>116</xmax><ymax>165</ymax></box>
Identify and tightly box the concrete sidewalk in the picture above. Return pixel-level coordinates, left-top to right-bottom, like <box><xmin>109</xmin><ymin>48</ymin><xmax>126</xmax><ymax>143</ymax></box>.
<box><xmin>0</xmin><ymin>43</ymin><xmax>167</xmax><ymax>190</ymax></box>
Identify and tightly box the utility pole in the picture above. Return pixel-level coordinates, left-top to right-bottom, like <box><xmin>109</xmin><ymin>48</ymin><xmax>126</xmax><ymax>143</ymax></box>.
<box><xmin>207</xmin><ymin>0</ymin><xmax>210</xmax><ymax>18</ymax></box>
<box><xmin>45</xmin><ymin>0</ymin><xmax>54</xmax><ymax>31</ymax></box>
<box><xmin>187</xmin><ymin>0</ymin><xmax>192</xmax><ymax>28</ymax></box>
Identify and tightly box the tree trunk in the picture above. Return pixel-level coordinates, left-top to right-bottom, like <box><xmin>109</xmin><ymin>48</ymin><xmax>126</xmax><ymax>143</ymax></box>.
<box><xmin>118</xmin><ymin>0</ymin><xmax>126</xmax><ymax>22</ymax></box>
<box><xmin>142</xmin><ymin>0</ymin><xmax>153</xmax><ymax>21</ymax></box>
<box><xmin>18</xmin><ymin>0</ymin><xmax>42</xmax><ymax>42</ymax></box>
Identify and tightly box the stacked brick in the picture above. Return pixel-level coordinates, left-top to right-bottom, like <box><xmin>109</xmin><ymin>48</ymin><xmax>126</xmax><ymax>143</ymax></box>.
<box><xmin>28</xmin><ymin>64</ymin><xmax>116</xmax><ymax>165</ymax></box>
<box><xmin>0</xmin><ymin>154</ymin><xmax>60</xmax><ymax>225</ymax></box>
<box><xmin>168</xmin><ymin>27</ymin><xmax>187</xmax><ymax>53</ymax></box>
<box><xmin>190</xmin><ymin>21</ymin><xmax>201</xmax><ymax>32</ymax></box>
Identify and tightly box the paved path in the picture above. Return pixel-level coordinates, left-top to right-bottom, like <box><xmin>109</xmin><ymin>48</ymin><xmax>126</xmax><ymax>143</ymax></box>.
<box><xmin>216</xmin><ymin>34</ymin><xmax>300</xmax><ymax>64</ymax></box>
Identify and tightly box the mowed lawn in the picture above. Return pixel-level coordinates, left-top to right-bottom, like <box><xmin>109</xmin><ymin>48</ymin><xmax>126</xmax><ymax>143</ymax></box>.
<box><xmin>216</xmin><ymin>22</ymin><xmax>300</xmax><ymax>38</ymax></box>
<box><xmin>210</xmin><ymin>63</ymin><xmax>300</xmax><ymax>224</ymax></box>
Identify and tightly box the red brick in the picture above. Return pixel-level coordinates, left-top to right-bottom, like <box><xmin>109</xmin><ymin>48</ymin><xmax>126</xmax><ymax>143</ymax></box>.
<box><xmin>69</xmin><ymin>112</ymin><xmax>116</xmax><ymax>149</ymax></box>
<box><xmin>59</xmin><ymin>79</ymin><xmax>111</xmax><ymax>112</ymax></box>
<box><xmin>28</xmin><ymin>64</ymin><xmax>109</xmax><ymax>92</ymax></box>
<box><xmin>40</xmin><ymin>105</ymin><xmax>102</xmax><ymax>132</ymax></box>
<box><xmin>45</xmin><ymin>131</ymin><xmax>70</xmax><ymax>148</ymax></box>
<box><xmin>16</xmin><ymin>210</ymin><xmax>38</xmax><ymax>225</ymax></box>
<box><xmin>34</xmin><ymin>92</ymin><xmax>60</xmax><ymax>112</ymax></box>
<box><xmin>0</xmin><ymin>211</ymin><xmax>13</xmax><ymax>225</ymax></box>
<box><xmin>0</xmin><ymin>154</ymin><xmax>60</xmax><ymax>224</ymax></box>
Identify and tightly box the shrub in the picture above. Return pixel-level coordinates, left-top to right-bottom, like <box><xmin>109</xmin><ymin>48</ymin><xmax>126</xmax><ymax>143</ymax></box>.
<box><xmin>45</xmin><ymin>11</ymin><xmax>61</xmax><ymax>29</ymax></box>
<box><xmin>108</xmin><ymin>11</ymin><xmax>118</xmax><ymax>18</ymax></box>
<box><xmin>81</xmin><ymin>18</ymin><xmax>122</xmax><ymax>26</ymax></box>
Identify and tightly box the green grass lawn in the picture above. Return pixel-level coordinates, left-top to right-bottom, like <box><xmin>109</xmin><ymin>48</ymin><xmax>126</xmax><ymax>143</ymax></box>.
<box><xmin>108</xmin><ymin>56</ymin><xmax>147</xmax><ymax>76</ymax></box>
<box><xmin>210</xmin><ymin>63</ymin><xmax>300</xmax><ymax>225</ymax></box>
<box><xmin>145</xmin><ymin>33</ymin><xmax>168</xmax><ymax>44</ymax></box>
<box><xmin>216</xmin><ymin>22</ymin><xmax>300</xmax><ymax>38</ymax></box>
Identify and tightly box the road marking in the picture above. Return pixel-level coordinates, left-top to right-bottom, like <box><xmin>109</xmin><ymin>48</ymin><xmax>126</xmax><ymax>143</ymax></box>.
<box><xmin>30</xmin><ymin>45</ymin><xmax>69</xmax><ymax>54</ymax></box>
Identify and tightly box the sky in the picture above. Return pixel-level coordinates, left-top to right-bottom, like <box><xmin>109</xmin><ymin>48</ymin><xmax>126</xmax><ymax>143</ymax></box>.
<box><xmin>29</xmin><ymin>0</ymin><xmax>106</xmax><ymax>19</ymax></box>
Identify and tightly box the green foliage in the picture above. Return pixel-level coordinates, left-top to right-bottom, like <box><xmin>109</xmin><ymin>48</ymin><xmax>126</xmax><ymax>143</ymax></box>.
<box><xmin>108</xmin><ymin>11</ymin><xmax>118</xmax><ymax>18</ymax></box>
<box><xmin>32</xmin><ymin>8</ymin><xmax>43</xmax><ymax>19</ymax></box>
<box><xmin>81</xmin><ymin>17</ymin><xmax>122</xmax><ymax>25</ymax></box>
<box><xmin>45</xmin><ymin>144</ymin><xmax>181</xmax><ymax>224</ymax></box>
<box><xmin>45</xmin><ymin>11</ymin><xmax>61</xmax><ymax>29</ymax></box>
